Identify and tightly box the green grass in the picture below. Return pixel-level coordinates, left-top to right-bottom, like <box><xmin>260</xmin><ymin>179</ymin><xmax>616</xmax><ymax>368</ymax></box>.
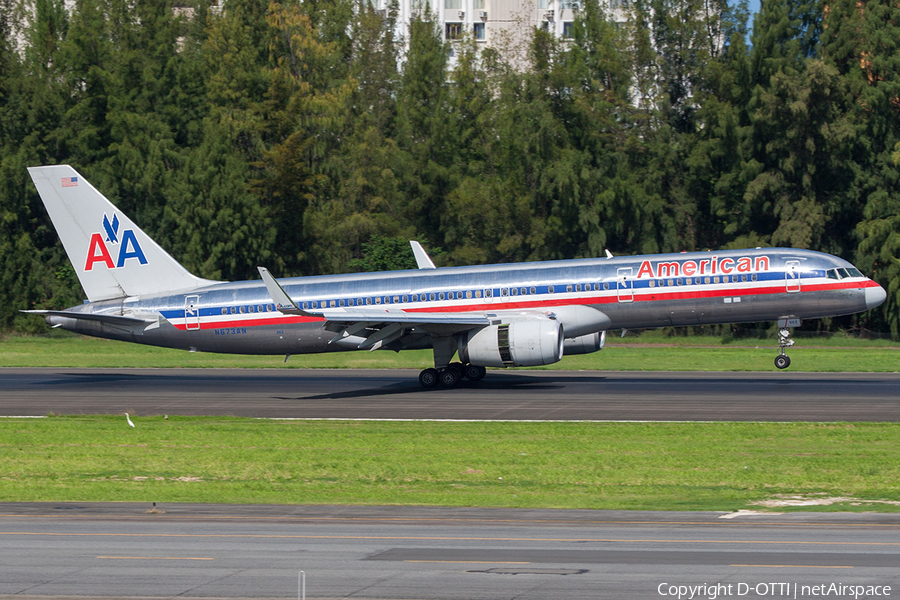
<box><xmin>2</xmin><ymin>416</ymin><xmax>899</xmax><ymax>512</ymax></box>
<box><xmin>1</xmin><ymin>333</ymin><xmax>897</xmax><ymax>371</ymax></box>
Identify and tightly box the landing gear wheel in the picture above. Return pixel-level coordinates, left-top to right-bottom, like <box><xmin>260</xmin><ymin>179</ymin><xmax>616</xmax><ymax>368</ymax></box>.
<box><xmin>439</xmin><ymin>368</ymin><xmax>460</xmax><ymax>388</ymax></box>
<box><xmin>465</xmin><ymin>364</ymin><xmax>487</xmax><ymax>381</ymax></box>
<box><xmin>419</xmin><ymin>368</ymin><xmax>439</xmax><ymax>388</ymax></box>
<box><xmin>448</xmin><ymin>362</ymin><xmax>466</xmax><ymax>379</ymax></box>
<box><xmin>775</xmin><ymin>327</ymin><xmax>795</xmax><ymax>370</ymax></box>
<box><xmin>774</xmin><ymin>354</ymin><xmax>791</xmax><ymax>369</ymax></box>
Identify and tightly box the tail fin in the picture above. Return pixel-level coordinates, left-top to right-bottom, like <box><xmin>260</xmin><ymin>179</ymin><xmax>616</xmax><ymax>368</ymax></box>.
<box><xmin>28</xmin><ymin>165</ymin><xmax>217</xmax><ymax>302</ymax></box>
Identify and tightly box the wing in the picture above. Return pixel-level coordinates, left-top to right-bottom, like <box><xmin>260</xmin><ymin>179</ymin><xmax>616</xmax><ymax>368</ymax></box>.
<box><xmin>257</xmin><ymin>267</ymin><xmax>490</xmax><ymax>351</ymax></box>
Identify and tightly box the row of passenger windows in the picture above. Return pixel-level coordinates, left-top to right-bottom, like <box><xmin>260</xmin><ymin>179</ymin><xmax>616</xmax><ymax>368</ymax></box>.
<box><xmin>648</xmin><ymin>273</ymin><xmax>757</xmax><ymax>287</ymax></box>
<box><xmin>826</xmin><ymin>267</ymin><xmax>862</xmax><ymax>280</ymax></box>
<box><xmin>223</xmin><ymin>274</ymin><xmax>761</xmax><ymax>313</ymax></box>
<box><xmin>221</xmin><ymin>304</ymin><xmax>275</xmax><ymax>315</ymax></box>
<box><xmin>216</xmin><ymin>273</ymin><xmax>771</xmax><ymax>315</ymax></box>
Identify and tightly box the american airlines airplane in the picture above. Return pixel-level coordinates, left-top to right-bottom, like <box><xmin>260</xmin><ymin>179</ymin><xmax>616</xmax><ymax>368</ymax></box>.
<box><xmin>25</xmin><ymin>165</ymin><xmax>887</xmax><ymax>388</ymax></box>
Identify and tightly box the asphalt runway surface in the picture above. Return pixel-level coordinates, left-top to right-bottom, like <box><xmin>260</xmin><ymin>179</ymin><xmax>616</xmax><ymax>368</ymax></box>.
<box><xmin>1</xmin><ymin>368</ymin><xmax>900</xmax><ymax>421</ymax></box>
<box><xmin>1</xmin><ymin>503</ymin><xmax>899</xmax><ymax>600</ymax></box>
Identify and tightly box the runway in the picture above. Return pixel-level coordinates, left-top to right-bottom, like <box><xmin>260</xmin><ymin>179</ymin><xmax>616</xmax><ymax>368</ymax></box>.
<box><xmin>1</xmin><ymin>368</ymin><xmax>900</xmax><ymax>421</ymax></box>
<box><xmin>1</xmin><ymin>503</ymin><xmax>898</xmax><ymax>599</ymax></box>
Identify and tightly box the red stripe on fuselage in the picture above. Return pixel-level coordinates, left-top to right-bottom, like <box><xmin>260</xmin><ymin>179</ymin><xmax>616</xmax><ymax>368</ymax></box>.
<box><xmin>169</xmin><ymin>278</ymin><xmax>873</xmax><ymax>331</ymax></box>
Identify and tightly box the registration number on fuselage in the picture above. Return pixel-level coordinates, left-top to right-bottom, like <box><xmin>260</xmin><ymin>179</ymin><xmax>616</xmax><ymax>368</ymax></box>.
<box><xmin>214</xmin><ymin>327</ymin><xmax>247</xmax><ymax>335</ymax></box>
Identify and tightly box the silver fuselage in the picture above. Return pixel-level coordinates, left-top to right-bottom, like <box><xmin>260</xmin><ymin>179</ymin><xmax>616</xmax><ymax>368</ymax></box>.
<box><xmin>47</xmin><ymin>248</ymin><xmax>881</xmax><ymax>359</ymax></box>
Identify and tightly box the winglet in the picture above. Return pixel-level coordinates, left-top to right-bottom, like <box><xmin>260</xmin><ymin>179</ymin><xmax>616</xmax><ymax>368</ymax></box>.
<box><xmin>257</xmin><ymin>267</ymin><xmax>318</xmax><ymax>317</ymax></box>
<box><xmin>410</xmin><ymin>241</ymin><xmax>436</xmax><ymax>269</ymax></box>
<box><xmin>605</xmin><ymin>249</ymin><xmax>614</xmax><ymax>259</ymax></box>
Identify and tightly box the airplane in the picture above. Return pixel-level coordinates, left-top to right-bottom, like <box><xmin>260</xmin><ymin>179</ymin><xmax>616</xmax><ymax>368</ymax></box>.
<box><xmin>24</xmin><ymin>165</ymin><xmax>887</xmax><ymax>388</ymax></box>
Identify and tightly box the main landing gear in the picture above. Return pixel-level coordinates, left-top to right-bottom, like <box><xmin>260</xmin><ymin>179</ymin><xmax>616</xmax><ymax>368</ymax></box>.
<box><xmin>418</xmin><ymin>362</ymin><xmax>487</xmax><ymax>389</ymax></box>
<box><xmin>775</xmin><ymin>327</ymin><xmax>794</xmax><ymax>369</ymax></box>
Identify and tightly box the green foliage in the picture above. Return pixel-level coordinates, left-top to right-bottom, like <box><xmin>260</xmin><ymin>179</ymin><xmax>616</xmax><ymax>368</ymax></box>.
<box><xmin>0</xmin><ymin>0</ymin><xmax>897</xmax><ymax>337</ymax></box>
<box><xmin>347</xmin><ymin>235</ymin><xmax>420</xmax><ymax>272</ymax></box>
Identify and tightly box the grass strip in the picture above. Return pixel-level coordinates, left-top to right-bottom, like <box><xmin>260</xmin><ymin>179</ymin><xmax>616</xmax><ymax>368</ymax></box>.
<box><xmin>2</xmin><ymin>416</ymin><xmax>899</xmax><ymax>512</ymax></box>
<box><xmin>1</xmin><ymin>334</ymin><xmax>898</xmax><ymax>371</ymax></box>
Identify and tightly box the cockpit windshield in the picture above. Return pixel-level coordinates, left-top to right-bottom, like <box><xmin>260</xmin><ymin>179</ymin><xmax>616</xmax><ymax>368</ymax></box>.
<box><xmin>826</xmin><ymin>267</ymin><xmax>863</xmax><ymax>280</ymax></box>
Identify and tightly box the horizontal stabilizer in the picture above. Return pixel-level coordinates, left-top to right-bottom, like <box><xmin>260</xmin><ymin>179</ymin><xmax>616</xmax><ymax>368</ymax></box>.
<box><xmin>22</xmin><ymin>309</ymin><xmax>162</xmax><ymax>334</ymax></box>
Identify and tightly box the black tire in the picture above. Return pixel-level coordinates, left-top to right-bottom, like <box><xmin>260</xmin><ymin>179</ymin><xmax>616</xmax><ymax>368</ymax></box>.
<box><xmin>449</xmin><ymin>362</ymin><xmax>466</xmax><ymax>379</ymax></box>
<box><xmin>439</xmin><ymin>368</ymin><xmax>460</xmax><ymax>388</ymax></box>
<box><xmin>774</xmin><ymin>354</ymin><xmax>791</xmax><ymax>369</ymax></box>
<box><xmin>465</xmin><ymin>364</ymin><xmax>487</xmax><ymax>381</ymax></box>
<box><xmin>419</xmin><ymin>368</ymin><xmax>439</xmax><ymax>388</ymax></box>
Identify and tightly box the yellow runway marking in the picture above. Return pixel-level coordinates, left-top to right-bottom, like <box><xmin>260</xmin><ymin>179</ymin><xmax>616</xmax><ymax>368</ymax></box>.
<box><xmin>404</xmin><ymin>560</ymin><xmax>530</xmax><ymax>564</ymax></box>
<box><xmin>97</xmin><ymin>556</ymin><xmax>214</xmax><ymax>560</ymax></box>
<box><xmin>1</xmin><ymin>532</ymin><xmax>898</xmax><ymax>547</ymax></box>
<box><xmin>730</xmin><ymin>564</ymin><xmax>853</xmax><ymax>569</ymax></box>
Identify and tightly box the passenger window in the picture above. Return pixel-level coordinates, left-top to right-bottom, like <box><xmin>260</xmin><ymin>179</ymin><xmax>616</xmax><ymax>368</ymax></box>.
<box><xmin>230</xmin><ymin>307</ymin><xmax>236</xmax><ymax>314</ymax></box>
<box><xmin>501</xmin><ymin>288</ymin><xmax>508</xmax><ymax>297</ymax></box>
<box><xmin>475</xmin><ymin>290</ymin><xmax>482</xmax><ymax>298</ymax></box>
<box><xmin>366</xmin><ymin>297</ymin><xmax>372</xmax><ymax>305</ymax></box>
<box><xmin>603</xmin><ymin>282</ymin><xmax>609</xmax><ymax>290</ymax></box>
<box><xmin>375</xmin><ymin>297</ymin><xmax>382</xmax><ymax>304</ymax></box>
<box><xmin>521</xmin><ymin>287</ymin><xmax>527</xmax><ymax>295</ymax></box>
<box><xmin>713</xmin><ymin>276</ymin><xmax>719</xmax><ymax>284</ymax></box>
<box><xmin>741</xmin><ymin>274</ymin><xmax>748</xmax><ymax>282</ymax></box>
<box><xmin>566</xmin><ymin>285</ymin><xmax>573</xmax><ymax>292</ymax></box>
<box><xmin>511</xmin><ymin>288</ymin><xmax>518</xmax><ymax>296</ymax></box>
<box><xmin>339</xmin><ymin>299</ymin><xmax>345</xmax><ymax>307</ymax></box>
<box><xmin>221</xmin><ymin>308</ymin><xmax>227</xmax><ymax>315</ymax></box>
<box><xmin>466</xmin><ymin>290</ymin><xmax>472</xmax><ymax>299</ymax></box>
<box><xmin>385</xmin><ymin>296</ymin><xmax>392</xmax><ymax>304</ymax></box>
<box><xmin>267</xmin><ymin>304</ymin><xmax>274</xmax><ymax>311</ymax></box>
<box><xmin>705</xmin><ymin>277</ymin><xmax>711</xmax><ymax>284</ymax></box>
<box><xmin>402</xmin><ymin>295</ymin><xmax>408</xmax><ymax>303</ymax></box>
<box><xmin>485</xmin><ymin>289</ymin><xmax>493</xmax><ymax>298</ymax></box>
<box><xmin>649</xmin><ymin>280</ymin><xmax>655</xmax><ymax>288</ymax></box>
<box><xmin>676</xmin><ymin>279</ymin><xmax>683</xmax><ymax>286</ymax></box>
<box><xmin>438</xmin><ymin>292</ymin><xmax>444</xmax><ymax>300</ymax></box>
<box><xmin>751</xmin><ymin>274</ymin><xmax>758</xmax><ymax>281</ymax></box>
<box><xmin>548</xmin><ymin>285</ymin><xmax>555</xmax><ymax>294</ymax></box>
<box><xmin>239</xmin><ymin>306</ymin><xmax>246</xmax><ymax>314</ymax></box>
<box><xmin>248</xmin><ymin>305</ymin><xmax>255</xmax><ymax>313</ymax></box>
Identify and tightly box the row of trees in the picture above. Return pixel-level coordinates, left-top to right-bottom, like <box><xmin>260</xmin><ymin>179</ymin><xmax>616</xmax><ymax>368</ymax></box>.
<box><xmin>0</xmin><ymin>0</ymin><xmax>898</xmax><ymax>335</ymax></box>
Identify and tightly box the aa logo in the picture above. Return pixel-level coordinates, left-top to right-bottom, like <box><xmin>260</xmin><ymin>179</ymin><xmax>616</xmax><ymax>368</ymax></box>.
<box><xmin>84</xmin><ymin>213</ymin><xmax>148</xmax><ymax>271</ymax></box>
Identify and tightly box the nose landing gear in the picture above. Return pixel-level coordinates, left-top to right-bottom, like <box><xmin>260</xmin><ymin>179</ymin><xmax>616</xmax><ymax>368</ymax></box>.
<box><xmin>775</xmin><ymin>327</ymin><xmax>794</xmax><ymax>369</ymax></box>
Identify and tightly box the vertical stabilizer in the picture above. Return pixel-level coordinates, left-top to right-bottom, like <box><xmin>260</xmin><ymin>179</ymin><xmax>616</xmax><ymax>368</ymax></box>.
<box><xmin>28</xmin><ymin>165</ymin><xmax>218</xmax><ymax>301</ymax></box>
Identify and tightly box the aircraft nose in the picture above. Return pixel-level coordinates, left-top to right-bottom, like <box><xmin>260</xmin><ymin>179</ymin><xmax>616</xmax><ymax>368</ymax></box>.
<box><xmin>866</xmin><ymin>283</ymin><xmax>887</xmax><ymax>310</ymax></box>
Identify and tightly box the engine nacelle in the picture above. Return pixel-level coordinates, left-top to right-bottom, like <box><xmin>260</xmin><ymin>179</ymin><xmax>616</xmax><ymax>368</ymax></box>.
<box><xmin>564</xmin><ymin>331</ymin><xmax>605</xmax><ymax>355</ymax></box>
<box><xmin>459</xmin><ymin>319</ymin><xmax>564</xmax><ymax>367</ymax></box>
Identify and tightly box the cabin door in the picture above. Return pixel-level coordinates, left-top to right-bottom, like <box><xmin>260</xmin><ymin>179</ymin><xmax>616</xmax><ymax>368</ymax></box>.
<box><xmin>617</xmin><ymin>268</ymin><xmax>634</xmax><ymax>303</ymax></box>
<box><xmin>785</xmin><ymin>261</ymin><xmax>801</xmax><ymax>293</ymax></box>
<box><xmin>184</xmin><ymin>295</ymin><xmax>200</xmax><ymax>330</ymax></box>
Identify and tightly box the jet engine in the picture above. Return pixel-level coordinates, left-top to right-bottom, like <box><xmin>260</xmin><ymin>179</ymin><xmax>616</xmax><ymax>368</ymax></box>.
<box><xmin>563</xmin><ymin>331</ymin><xmax>605</xmax><ymax>355</ymax></box>
<box><xmin>458</xmin><ymin>319</ymin><xmax>563</xmax><ymax>367</ymax></box>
